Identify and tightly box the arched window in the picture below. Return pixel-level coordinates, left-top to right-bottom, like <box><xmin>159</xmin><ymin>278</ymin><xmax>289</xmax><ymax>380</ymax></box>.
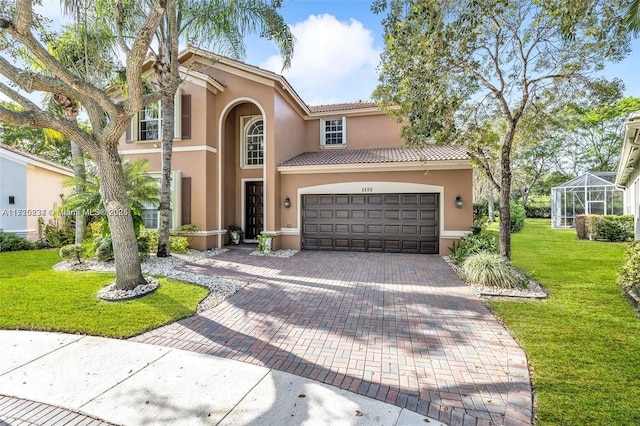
<box><xmin>244</xmin><ymin>118</ymin><xmax>264</xmax><ymax>166</ymax></box>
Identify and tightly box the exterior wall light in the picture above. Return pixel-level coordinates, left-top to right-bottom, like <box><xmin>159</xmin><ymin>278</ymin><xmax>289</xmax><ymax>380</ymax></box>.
<box><xmin>455</xmin><ymin>195</ymin><xmax>463</xmax><ymax>209</ymax></box>
<box><xmin>284</xmin><ymin>196</ymin><xmax>291</xmax><ymax>208</ymax></box>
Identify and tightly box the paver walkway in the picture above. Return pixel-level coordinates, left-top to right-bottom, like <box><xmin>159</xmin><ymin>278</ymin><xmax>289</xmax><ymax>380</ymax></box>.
<box><xmin>131</xmin><ymin>247</ymin><xmax>532</xmax><ymax>425</ymax></box>
<box><xmin>0</xmin><ymin>395</ymin><xmax>113</xmax><ymax>426</ymax></box>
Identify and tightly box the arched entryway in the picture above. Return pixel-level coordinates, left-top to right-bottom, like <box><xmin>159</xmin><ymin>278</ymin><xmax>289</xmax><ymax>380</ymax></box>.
<box><xmin>219</xmin><ymin>99</ymin><xmax>266</xmax><ymax>244</ymax></box>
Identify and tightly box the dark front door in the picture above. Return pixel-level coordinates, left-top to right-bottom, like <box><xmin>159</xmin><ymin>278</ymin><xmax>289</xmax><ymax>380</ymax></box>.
<box><xmin>245</xmin><ymin>181</ymin><xmax>264</xmax><ymax>239</ymax></box>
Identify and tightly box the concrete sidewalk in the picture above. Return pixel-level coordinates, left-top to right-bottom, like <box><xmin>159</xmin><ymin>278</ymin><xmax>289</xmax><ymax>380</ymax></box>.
<box><xmin>0</xmin><ymin>331</ymin><xmax>443</xmax><ymax>426</ymax></box>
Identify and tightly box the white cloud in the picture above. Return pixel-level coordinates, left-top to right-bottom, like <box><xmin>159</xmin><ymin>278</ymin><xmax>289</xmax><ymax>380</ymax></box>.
<box><xmin>260</xmin><ymin>14</ymin><xmax>381</xmax><ymax>106</ymax></box>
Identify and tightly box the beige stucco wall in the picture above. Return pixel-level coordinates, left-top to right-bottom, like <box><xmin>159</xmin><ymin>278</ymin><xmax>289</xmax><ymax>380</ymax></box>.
<box><xmin>25</xmin><ymin>164</ymin><xmax>70</xmax><ymax>241</ymax></box>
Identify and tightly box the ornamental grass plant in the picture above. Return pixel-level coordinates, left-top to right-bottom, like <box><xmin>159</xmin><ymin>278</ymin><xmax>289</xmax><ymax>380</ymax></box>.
<box><xmin>461</xmin><ymin>250</ymin><xmax>520</xmax><ymax>288</ymax></box>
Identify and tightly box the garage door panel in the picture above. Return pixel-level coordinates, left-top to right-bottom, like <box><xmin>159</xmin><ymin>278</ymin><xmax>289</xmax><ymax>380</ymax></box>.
<box><xmin>319</xmin><ymin>224</ymin><xmax>334</xmax><ymax>233</ymax></box>
<box><xmin>351</xmin><ymin>224</ymin><xmax>366</xmax><ymax>233</ymax></box>
<box><xmin>319</xmin><ymin>210</ymin><xmax>334</xmax><ymax>219</ymax></box>
<box><xmin>305</xmin><ymin>209</ymin><xmax>319</xmax><ymax>219</ymax></box>
<box><xmin>368</xmin><ymin>239</ymin><xmax>383</xmax><ymax>250</ymax></box>
<box><xmin>401</xmin><ymin>194</ymin><xmax>418</xmax><ymax>204</ymax></box>
<box><xmin>352</xmin><ymin>210</ymin><xmax>366</xmax><ymax>219</ymax></box>
<box><xmin>351</xmin><ymin>239</ymin><xmax>366</xmax><ymax>250</ymax></box>
<box><xmin>385</xmin><ymin>210</ymin><xmax>400</xmax><ymax>220</ymax></box>
<box><xmin>368</xmin><ymin>210</ymin><xmax>383</xmax><ymax>219</ymax></box>
<box><xmin>302</xmin><ymin>193</ymin><xmax>439</xmax><ymax>254</ymax></box>
<box><xmin>368</xmin><ymin>224</ymin><xmax>383</xmax><ymax>234</ymax></box>
<box><xmin>335</xmin><ymin>224</ymin><xmax>349</xmax><ymax>234</ymax></box>
<box><xmin>385</xmin><ymin>225</ymin><xmax>400</xmax><ymax>235</ymax></box>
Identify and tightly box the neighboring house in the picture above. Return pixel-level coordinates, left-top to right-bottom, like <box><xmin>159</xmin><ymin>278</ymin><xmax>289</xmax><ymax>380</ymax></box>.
<box><xmin>119</xmin><ymin>47</ymin><xmax>473</xmax><ymax>254</ymax></box>
<box><xmin>616</xmin><ymin>111</ymin><xmax>640</xmax><ymax>239</ymax></box>
<box><xmin>0</xmin><ymin>142</ymin><xmax>73</xmax><ymax>241</ymax></box>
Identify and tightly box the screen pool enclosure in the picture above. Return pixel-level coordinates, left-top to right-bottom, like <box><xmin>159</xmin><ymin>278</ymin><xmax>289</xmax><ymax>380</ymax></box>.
<box><xmin>551</xmin><ymin>172</ymin><xmax>624</xmax><ymax>228</ymax></box>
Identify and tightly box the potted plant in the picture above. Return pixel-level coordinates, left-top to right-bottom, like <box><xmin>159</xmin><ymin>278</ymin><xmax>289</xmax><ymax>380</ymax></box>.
<box><xmin>256</xmin><ymin>233</ymin><xmax>275</xmax><ymax>253</ymax></box>
<box><xmin>228</xmin><ymin>225</ymin><xmax>244</xmax><ymax>245</ymax></box>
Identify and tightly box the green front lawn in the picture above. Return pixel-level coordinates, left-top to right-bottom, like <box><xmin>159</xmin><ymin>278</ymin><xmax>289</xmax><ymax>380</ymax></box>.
<box><xmin>489</xmin><ymin>219</ymin><xmax>640</xmax><ymax>425</ymax></box>
<box><xmin>0</xmin><ymin>249</ymin><xmax>208</xmax><ymax>338</ymax></box>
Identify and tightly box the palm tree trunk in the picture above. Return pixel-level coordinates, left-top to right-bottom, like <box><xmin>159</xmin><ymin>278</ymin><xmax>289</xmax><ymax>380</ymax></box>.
<box><xmin>70</xmin><ymin>141</ymin><xmax>87</xmax><ymax>244</ymax></box>
<box><xmin>96</xmin><ymin>144</ymin><xmax>146</xmax><ymax>290</ymax></box>
<box><xmin>157</xmin><ymin>94</ymin><xmax>174</xmax><ymax>257</ymax></box>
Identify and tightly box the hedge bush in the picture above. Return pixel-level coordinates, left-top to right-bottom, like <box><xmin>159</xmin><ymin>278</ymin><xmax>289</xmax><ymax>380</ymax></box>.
<box><xmin>59</xmin><ymin>244</ymin><xmax>83</xmax><ymax>263</ymax></box>
<box><xmin>449</xmin><ymin>231</ymin><xmax>499</xmax><ymax>266</ymax></box>
<box><xmin>140</xmin><ymin>229</ymin><xmax>190</xmax><ymax>254</ymax></box>
<box><xmin>576</xmin><ymin>215</ymin><xmax>633</xmax><ymax>242</ymax></box>
<box><xmin>0</xmin><ymin>230</ymin><xmax>35</xmax><ymax>252</ymax></box>
<box><xmin>510</xmin><ymin>201</ymin><xmax>526</xmax><ymax>232</ymax></box>
<box><xmin>618</xmin><ymin>241</ymin><xmax>640</xmax><ymax>296</ymax></box>
<box><xmin>524</xmin><ymin>204</ymin><xmax>551</xmax><ymax>219</ymax></box>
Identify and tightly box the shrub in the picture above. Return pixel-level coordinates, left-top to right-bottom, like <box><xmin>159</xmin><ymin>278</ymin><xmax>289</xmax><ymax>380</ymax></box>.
<box><xmin>524</xmin><ymin>204</ymin><xmax>551</xmax><ymax>218</ymax></box>
<box><xmin>59</xmin><ymin>244</ymin><xmax>83</xmax><ymax>263</ymax></box>
<box><xmin>94</xmin><ymin>236</ymin><xmax>114</xmax><ymax>262</ymax></box>
<box><xmin>576</xmin><ymin>215</ymin><xmax>633</xmax><ymax>242</ymax></box>
<box><xmin>37</xmin><ymin>217</ymin><xmax>74</xmax><ymax>248</ymax></box>
<box><xmin>510</xmin><ymin>201</ymin><xmax>526</xmax><ymax>233</ymax></box>
<box><xmin>256</xmin><ymin>233</ymin><xmax>275</xmax><ymax>253</ymax></box>
<box><xmin>449</xmin><ymin>231</ymin><xmax>499</xmax><ymax>265</ymax></box>
<box><xmin>618</xmin><ymin>241</ymin><xmax>640</xmax><ymax>296</ymax></box>
<box><xmin>137</xmin><ymin>235</ymin><xmax>150</xmax><ymax>260</ymax></box>
<box><xmin>141</xmin><ymin>229</ymin><xmax>159</xmax><ymax>251</ymax></box>
<box><xmin>462</xmin><ymin>251</ymin><xmax>520</xmax><ymax>288</ymax></box>
<box><xmin>173</xmin><ymin>224</ymin><xmax>199</xmax><ymax>235</ymax></box>
<box><xmin>139</xmin><ymin>229</ymin><xmax>189</xmax><ymax>254</ymax></box>
<box><xmin>0</xmin><ymin>230</ymin><xmax>35</xmax><ymax>252</ymax></box>
<box><xmin>169</xmin><ymin>236</ymin><xmax>189</xmax><ymax>254</ymax></box>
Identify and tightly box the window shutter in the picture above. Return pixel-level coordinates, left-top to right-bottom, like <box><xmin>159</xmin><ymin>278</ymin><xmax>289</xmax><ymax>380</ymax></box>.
<box><xmin>125</xmin><ymin>119</ymin><xmax>132</xmax><ymax>143</ymax></box>
<box><xmin>181</xmin><ymin>177</ymin><xmax>191</xmax><ymax>225</ymax></box>
<box><xmin>181</xmin><ymin>94</ymin><xmax>191</xmax><ymax>140</ymax></box>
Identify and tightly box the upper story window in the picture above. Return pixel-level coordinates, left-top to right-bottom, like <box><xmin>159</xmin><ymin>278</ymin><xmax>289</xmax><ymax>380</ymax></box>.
<box><xmin>321</xmin><ymin>117</ymin><xmax>346</xmax><ymax>147</ymax></box>
<box><xmin>242</xmin><ymin>116</ymin><xmax>264</xmax><ymax>167</ymax></box>
<box><xmin>139</xmin><ymin>102</ymin><xmax>161</xmax><ymax>141</ymax></box>
<box><xmin>126</xmin><ymin>89</ymin><xmax>191</xmax><ymax>143</ymax></box>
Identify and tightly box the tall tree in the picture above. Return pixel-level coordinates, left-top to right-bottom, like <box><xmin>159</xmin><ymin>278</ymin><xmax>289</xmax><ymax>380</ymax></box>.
<box><xmin>557</xmin><ymin>96</ymin><xmax>640</xmax><ymax>174</ymax></box>
<box><xmin>151</xmin><ymin>0</ymin><xmax>294</xmax><ymax>257</ymax></box>
<box><xmin>372</xmin><ymin>0</ymin><xmax>631</xmax><ymax>258</ymax></box>
<box><xmin>0</xmin><ymin>0</ymin><xmax>166</xmax><ymax>290</ymax></box>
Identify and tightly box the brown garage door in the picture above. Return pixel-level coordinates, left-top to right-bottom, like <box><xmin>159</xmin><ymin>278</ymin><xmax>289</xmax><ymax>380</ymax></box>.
<box><xmin>302</xmin><ymin>193</ymin><xmax>439</xmax><ymax>254</ymax></box>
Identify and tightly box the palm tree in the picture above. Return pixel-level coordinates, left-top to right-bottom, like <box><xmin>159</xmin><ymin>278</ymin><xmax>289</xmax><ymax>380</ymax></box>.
<box><xmin>60</xmin><ymin>158</ymin><xmax>160</xmax><ymax>237</ymax></box>
<box><xmin>150</xmin><ymin>0</ymin><xmax>294</xmax><ymax>257</ymax></box>
<box><xmin>627</xmin><ymin>0</ymin><xmax>640</xmax><ymax>35</ymax></box>
<box><xmin>25</xmin><ymin>13</ymin><xmax>119</xmax><ymax>244</ymax></box>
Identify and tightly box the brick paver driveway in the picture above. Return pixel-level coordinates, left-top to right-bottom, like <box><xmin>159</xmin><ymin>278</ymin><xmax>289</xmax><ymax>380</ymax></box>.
<box><xmin>132</xmin><ymin>247</ymin><xmax>532</xmax><ymax>425</ymax></box>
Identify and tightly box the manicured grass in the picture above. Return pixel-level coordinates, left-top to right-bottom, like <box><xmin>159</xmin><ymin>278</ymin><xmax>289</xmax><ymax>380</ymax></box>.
<box><xmin>0</xmin><ymin>249</ymin><xmax>208</xmax><ymax>338</ymax></box>
<box><xmin>488</xmin><ymin>219</ymin><xmax>640</xmax><ymax>425</ymax></box>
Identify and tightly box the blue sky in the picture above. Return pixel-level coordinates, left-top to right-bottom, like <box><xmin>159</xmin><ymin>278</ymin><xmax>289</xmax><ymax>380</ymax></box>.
<box><xmin>248</xmin><ymin>0</ymin><xmax>640</xmax><ymax>105</ymax></box>
<box><xmin>28</xmin><ymin>0</ymin><xmax>640</xmax><ymax>107</ymax></box>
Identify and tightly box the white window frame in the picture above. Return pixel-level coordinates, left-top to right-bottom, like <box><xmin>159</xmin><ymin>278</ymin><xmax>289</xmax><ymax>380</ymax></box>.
<box><xmin>141</xmin><ymin>170</ymin><xmax>182</xmax><ymax>230</ymax></box>
<box><xmin>240</xmin><ymin>115</ymin><xmax>264</xmax><ymax>168</ymax></box>
<box><xmin>129</xmin><ymin>89</ymin><xmax>183</xmax><ymax>143</ymax></box>
<box><xmin>320</xmin><ymin>116</ymin><xmax>346</xmax><ymax>147</ymax></box>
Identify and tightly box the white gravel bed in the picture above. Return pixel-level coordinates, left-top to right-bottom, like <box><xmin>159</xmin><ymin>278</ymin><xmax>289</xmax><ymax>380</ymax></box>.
<box><xmin>443</xmin><ymin>255</ymin><xmax>547</xmax><ymax>299</ymax></box>
<box><xmin>98</xmin><ymin>277</ymin><xmax>160</xmax><ymax>301</ymax></box>
<box><xmin>250</xmin><ymin>249</ymin><xmax>298</xmax><ymax>258</ymax></box>
<box><xmin>54</xmin><ymin>248</ymin><xmax>246</xmax><ymax>311</ymax></box>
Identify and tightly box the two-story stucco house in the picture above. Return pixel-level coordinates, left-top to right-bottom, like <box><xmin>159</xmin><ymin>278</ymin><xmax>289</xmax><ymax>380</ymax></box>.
<box><xmin>119</xmin><ymin>48</ymin><xmax>473</xmax><ymax>254</ymax></box>
<box><xmin>0</xmin><ymin>143</ymin><xmax>73</xmax><ymax>241</ymax></box>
